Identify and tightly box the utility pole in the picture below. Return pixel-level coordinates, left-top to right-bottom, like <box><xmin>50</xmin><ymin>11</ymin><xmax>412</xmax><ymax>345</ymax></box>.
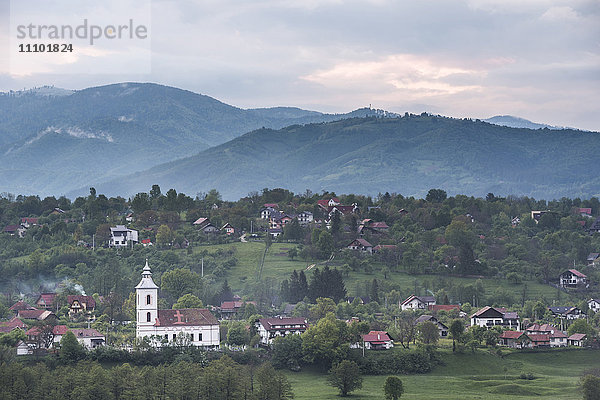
<box><xmin>201</xmin><ymin>258</ymin><xmax>204</xmax><ymax>277</ymax></box>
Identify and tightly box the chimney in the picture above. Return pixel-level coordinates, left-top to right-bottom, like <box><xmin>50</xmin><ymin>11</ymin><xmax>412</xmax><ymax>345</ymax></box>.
<box><xmin>378</xmin><ymin>333</ymin><xmax>380</xmax><ymax>340</ymax></box>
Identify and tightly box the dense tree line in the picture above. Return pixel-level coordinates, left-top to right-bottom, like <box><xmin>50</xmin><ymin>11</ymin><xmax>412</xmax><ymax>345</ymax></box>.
<box><xmin>0</xmin><ymin>357</ymin><xmax>293</xmax><ymax>400</ymax></box>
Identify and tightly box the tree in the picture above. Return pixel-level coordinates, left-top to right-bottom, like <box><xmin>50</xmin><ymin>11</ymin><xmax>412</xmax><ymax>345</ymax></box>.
<box><xmin>390</xmin><ymin>314</ymin><xmax>416</xmax><ymax>349</ymax></box>
<box><xmin>156</xmin><ymin>224</ymin><xmax>174</xmax><ymax>247</ymax></box>
<box><xmin>283</xmin><ymin>219</ymin><xmax>303</xmax><ymax>241</ymax></box>
<box><xmin>272</xmin><ymin>334</ymin><xmax>303</xmax><ymax>371</ymax></box>
<box><xmin>60</xmin><ymin>331</ymin><xmax>86</xmax><ymax>363</ymax></box>
<box><xmin>227</xmin><ymin>323</ymin><xmax>248</xmax><ymax>346</ymax></box>
<box><xmin>327</xmin><ymin>360</ymin><xmax>363</xmax><ymax>397</ymax></box>
<box><xmin>255</xmin><ymin>362</ymin><xmax>294</xmax><ymax>400</ymax></box>
<box><xmin>384</xmin><ymin>376</ymin><xmax>404</xmax><ymax>400</ymax></box>
<box><xmin>161</xmin><ymin>268</ymin><xmax>199</xmax><ymax>301</ymax></box>
<box><xmin>288</xmin><ymin>247</ymin><xmax>298</xmax><ymax>260</ymax></box>
<box><xmin>567</xmin><ymin>319</ymin><xmax>594</xmax><ymax>337</ymax></box>
<box><xmin>449</xmin><ymin>319</ymin><xmax>464</xmax><ymax>352</ymax></box>
<box><xmin>582</xmin><ymin>374</ymin><xmax>600</xmax><ymax>400</ymax></box>
<box><xmin>302</xmin><ymin>313</ymin><xmax>349</xmax><ymax>366</ymax></box>
<box><xmin>309</xmin><ymin>297</ymin><xmax>337</xmax><ymax>320</ymax></box>
<box><xmin>173</xmin><ymin>294</ymin><xmax>203</xmax><ymax>309</ymax></box>
<box><xmin>131</xmin><ymin>192</ymin><xmax>151</xmax><ymax>214</ymax></box>
<box><xmin>417</xmin><ymin>321</ymin><xmax>439</xmax><ymax>345</ymax></box>
<box><xmin>426</xmin><ymin>189</ymin><xmax>447</xmax><ymax>203</ymax></box>
<box><xmin>213</xmin><ymin>280</ymin><xmax>234</xmax><ymax>305</ymax></box>
<box><xmin>317</xmin><ymin>230</ymin><xmax>335</xmax><ymax>259</ymax></box>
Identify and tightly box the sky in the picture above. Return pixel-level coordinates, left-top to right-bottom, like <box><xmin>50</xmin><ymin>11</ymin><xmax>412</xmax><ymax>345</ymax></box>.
<box><xmin>1</xmin><ymin>0</ymin><xmax>599</xmax><ymax>131</ymax></box>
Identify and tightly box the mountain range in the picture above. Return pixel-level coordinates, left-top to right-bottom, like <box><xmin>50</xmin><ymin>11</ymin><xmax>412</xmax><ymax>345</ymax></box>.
<box><xmin>0</xmin><ymin>83</ymin><xmax>381</xmax><ymax>196</ymax></box>
<box><xmin>0</xmin><ymin>82</ymin><xmax>597</xmax><ymax>200</ymax></box>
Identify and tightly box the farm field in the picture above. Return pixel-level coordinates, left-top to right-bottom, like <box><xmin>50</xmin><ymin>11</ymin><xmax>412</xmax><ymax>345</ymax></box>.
<box><xmin>191</xmin><ymin>241</ymin><xmax>571</xmax><ymax>301</ymax></box>
<box><xmin>285</xmin><ymin>349</ymin><xmax>600</xmax><ymax>399</ymax></box>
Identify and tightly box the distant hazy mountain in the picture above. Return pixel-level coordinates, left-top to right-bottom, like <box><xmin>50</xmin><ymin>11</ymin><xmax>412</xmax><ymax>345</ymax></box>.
<box><xmin>483</xmin><ymin>115</ymin><xmax>561</xmax><ymax>130</ymax></box>
<box><xmin>0</xmin><ymin>82</ymin><xmax>380</xmax><ymax>196</ymax></box>
<box><xmin>89</xmin><ymin>115</ymin><xmax>600</xmax><ymax>200</ymax></box>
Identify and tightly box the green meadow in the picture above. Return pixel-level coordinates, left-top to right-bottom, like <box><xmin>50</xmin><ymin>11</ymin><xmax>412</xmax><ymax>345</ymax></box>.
<box><xmin>285</xmin><ymin>349</ymin><xmax>600</xmax><ymax>399</ymax></box>
<box><xmin>192</xmin><ymin>241</ymin><xmax>569</xmax><ymax>301</ymax></box>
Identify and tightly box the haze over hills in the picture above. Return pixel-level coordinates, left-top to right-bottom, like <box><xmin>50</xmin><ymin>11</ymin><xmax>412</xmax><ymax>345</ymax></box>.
<box><xmin>1</xmin><ymin>82</ymin><xmax>596</xmax><ymax>200</ymax></box>
<box><xmin>0</xmin><ymin>83</ymin><xmax>382</xmax><ymax>195</ymax></box>
<box><xmin>89</xmin><ymin>114</ymin><xmax>600</xmax><ymax>201</ymax></box>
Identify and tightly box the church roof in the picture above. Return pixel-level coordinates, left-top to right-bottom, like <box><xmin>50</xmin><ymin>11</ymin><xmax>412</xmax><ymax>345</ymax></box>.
<box><xmin>155</xmin><ymin>309</ymin><xmax>218</xmax><ymax>327</ymax></box>
<box><xmin>135</xmin><ymin>260</ymin><xmax>159</xmax><ymax>289</ymax></box>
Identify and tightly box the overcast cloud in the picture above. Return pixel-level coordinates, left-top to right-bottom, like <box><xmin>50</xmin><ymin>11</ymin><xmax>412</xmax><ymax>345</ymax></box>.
<box><xmin>1</xmin><ymin>0</ymin><xmax>598</xmax><ymax>130</ymax></box>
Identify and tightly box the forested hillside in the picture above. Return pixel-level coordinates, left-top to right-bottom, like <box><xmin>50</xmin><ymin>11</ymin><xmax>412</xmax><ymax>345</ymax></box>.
<box><xmin>94</xmin><ymin>114</ymin><xmax>600</xmax><ymax>200</ymax></box>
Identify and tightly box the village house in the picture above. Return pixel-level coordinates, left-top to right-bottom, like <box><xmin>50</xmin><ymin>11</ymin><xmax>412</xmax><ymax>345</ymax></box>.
<box><xmin>20</xmin><ymin>217</ymin><xmax>38</xmax><ymax>228</ymax></box>
<box><xmin>400</xmin><ymin>295</ymin><xmax>436</xmax><ymax>311</ymax></box>
<box><xmin>587</xmin><ymin>253</ymin><xmax>600</xmax><ymax>266</ymax></box>
<box><xmin>589</xmin><ymin>217</ymin><xmax>600</xmax><ymax>234</ymax></box>
<box><xmin>109</xmin><ymin>225</ymin><xmax>139</xmax><ymax>247</ymax></box>
<box><xmin>0</xmin><ymin>317</ymin><xmax>27</xmax><ymax>333</ymax></box>
<box><xmin>255</xmin><ymin>317</ymin><xmax>308</xmax><ymax>345</ymax></box>
<box><xmin>575</xmin><ymin>207</ymin><xmax>593</xmax><ymax>218</ymax></box>
<box><xmin>218</xmin><ymin>300</ymin><xmax>256</xmax><ymax>319</ymax></box>
<box><xmin>568</xmin><ymin>333</ymin><xmax>587</xmax><ymax>347</ymax></box>
<box><xmin>260</xmin><ymin>207</ymin><xmax>277</xmax><ymax>219</ymax></box>
<box><xmin>136</xmin><ymin>261</ymin><xmax>220</xmax><ymax>348</ymax></box>
<box><xmin>67</xmin><ymin>295</ymin><xmax>96</xmax><ymax>318</ymax></box>
<box><xmin>221</xmin><ymin>223</ymin><xmax>235</xmax><ymax>236</ymax></box>
<box><xmin>269</xmin><ymin>211</ymin><xmax>294</xmax><ymax>230</ymax></box>
<box><xmin>415</xmin><ymin>315</ymin><xmax>448</xmax><ymax>337</ymax></box>
<box><xmin>17</xmin><ymin>309</ymin><xmax>56</xmax><ymax>322</ymax></box>
<box><xmin>35</xmin><ymin>293</ymin><xmax>57</xmax><ymax>310</ymax></box>
<box><xmin>26</xmin><ymin>325</ymin><xmax>69</xmax><ymax>348</ymax></box>
<box><xmin>470</xmin><ymin>306</ymin><xmax>520</xmax><ymax>331</ymax></box>
<box><xmin>268</xmin><ymin>228</ymin><xmax>283</xmax><ymax>238</ymax></box>
<box><xmin>297</xmin><ymin>211</ymin><xmax>313</xmax><ymax>225</ymax></box>
<box><xmin>531</xmin><ymin>210</ymin><xmax>549</xmax><ymax>222</ymax></box>
<box><xmin>548</xmin><ymin>306</ymin><xmax>586</xmax><ymax>320</ymax></box>
<box><xmin>16</xmin><ymin>341</ymin><xmax>32</xmax><ymax>355</ymax></box>
<box><xmin>352</xmin><ymin>331</ymin><xmax>394</xmax><ymax>350</ymax></box>
<box><xmin>9</xmin><ymin>301</ymin><xmax>36</xmax><ymax>314</ymax></box>
<box><xmin>3</xmin><ymin>224</ymin><xmax>26</xmax><ymax>237</ymax></box>
<box><xmin>71</xmin><ymin>328</ymin><xmax>106</xmax><ymax>349</ymax></box>
<box><xmin>317</xmin><ymin>198</ymin><xmax>340</xmax><ymax>210</ymax></box>
<box><xmin>559</xmin><ymin>269</ymin><xmax>588</xmax><ymax>289</ymax></box>
<box><xmin>499</xmin><ymin>331</ymin><xmax>532</xmax><ymax>349</ymax></box>
<box><xmin>193</xmin><ymin>218</ymin><xmax>219</xmax><ymax>234</ymax></box>
<box><xmin>347</xmin><ymin>238</ymin><xmax>373</xmax><ymax>254</ymax></box>
<box><xmin>588</xmin><ymin>298</ymin><xmax>600</xmax><ymax>313</ymax></box>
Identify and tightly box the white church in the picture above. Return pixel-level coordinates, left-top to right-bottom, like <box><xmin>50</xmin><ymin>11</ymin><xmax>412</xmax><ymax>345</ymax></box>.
<box><xmin>135</xmin><ymin>261</ymin><xmax>220</xmax><ymax>348</ymax></box>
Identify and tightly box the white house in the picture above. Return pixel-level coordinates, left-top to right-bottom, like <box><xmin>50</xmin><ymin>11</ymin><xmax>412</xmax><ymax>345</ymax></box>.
<box><xmin>110</xmin><ymin>225</ymin><xmax>138</xmax><ymax>247</ymax></box>
<box><xmin>297</xmin><ymin>211</ymin><xmax>314</xmax><ymax>225</ymax></box>
<box><xmin>588</xmin><ymin>298</ymin><xmax>600</xmax><ymax>313</ymax></box>
<box><xmin>70</xmin><ymin>329</ymin><xmax>106</xmax><ymax>349</ymax></box>
<box><xmin>357</xmin><ymin>331</ymin><xmax>394</xmax><ymax>350</ymax></box>
<box><xmin>135</xmin><ymin>261</ymin><xmax>220</xmax><ymax>348</ymax></box>
<box><xmin>255</xmin><ymin>317</ymin><xmax>307</xmax><ymax>345</ymax></box>
<box><xmin>548</xmin><ymin>306</ymin><xmax>586</xmax><ymax>320</ymax></box>
<box><xmin>470</xmin><ymin>306</ymin><xmax>520</xmax><ymax>331</ymax></box>
<box><xmin>347</xmin><ymin>238</ymin><xmax>373</xmax><ymax>254</ymax></box>
<box><xmin>559</xmin><ymin>269</ymin><xmax>588</xmax><ymax>289</ymax></box>
<box><xmin>400</xmin><ymin>295</ymin><xmax>436</xmax><ymax>311</ymax></box>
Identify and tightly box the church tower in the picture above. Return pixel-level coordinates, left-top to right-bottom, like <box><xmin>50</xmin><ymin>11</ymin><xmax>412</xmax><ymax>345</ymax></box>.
<box><xmin>135</xmin><ymin>260</ymin><xmax>159</xmax><ymax>338</ymax></box>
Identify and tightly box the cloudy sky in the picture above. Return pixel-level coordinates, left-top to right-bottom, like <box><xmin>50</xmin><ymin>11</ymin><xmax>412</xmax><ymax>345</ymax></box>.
<box><xmin>1</xmin><ymin>0</ymin><xmax>599</xmax><ymax>130</ymax></box>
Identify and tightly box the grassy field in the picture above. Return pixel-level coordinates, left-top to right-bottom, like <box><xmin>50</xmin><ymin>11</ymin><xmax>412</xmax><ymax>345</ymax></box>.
<box><xmin>285</xmin><ymin>349</ymin><xmax>600</xmax><ymax>399</ymax></box>
<box><xmin>192</xmin><ymin>241</ymin><xmax>570</xmax><ymax>302</ymax></box>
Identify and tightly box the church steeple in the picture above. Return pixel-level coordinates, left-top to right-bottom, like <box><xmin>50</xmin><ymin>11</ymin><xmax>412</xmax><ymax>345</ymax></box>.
<box><xmin>136</xmin><ymin>259</ymin><xmax>158</xmax><ymax>337</ymax></box>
